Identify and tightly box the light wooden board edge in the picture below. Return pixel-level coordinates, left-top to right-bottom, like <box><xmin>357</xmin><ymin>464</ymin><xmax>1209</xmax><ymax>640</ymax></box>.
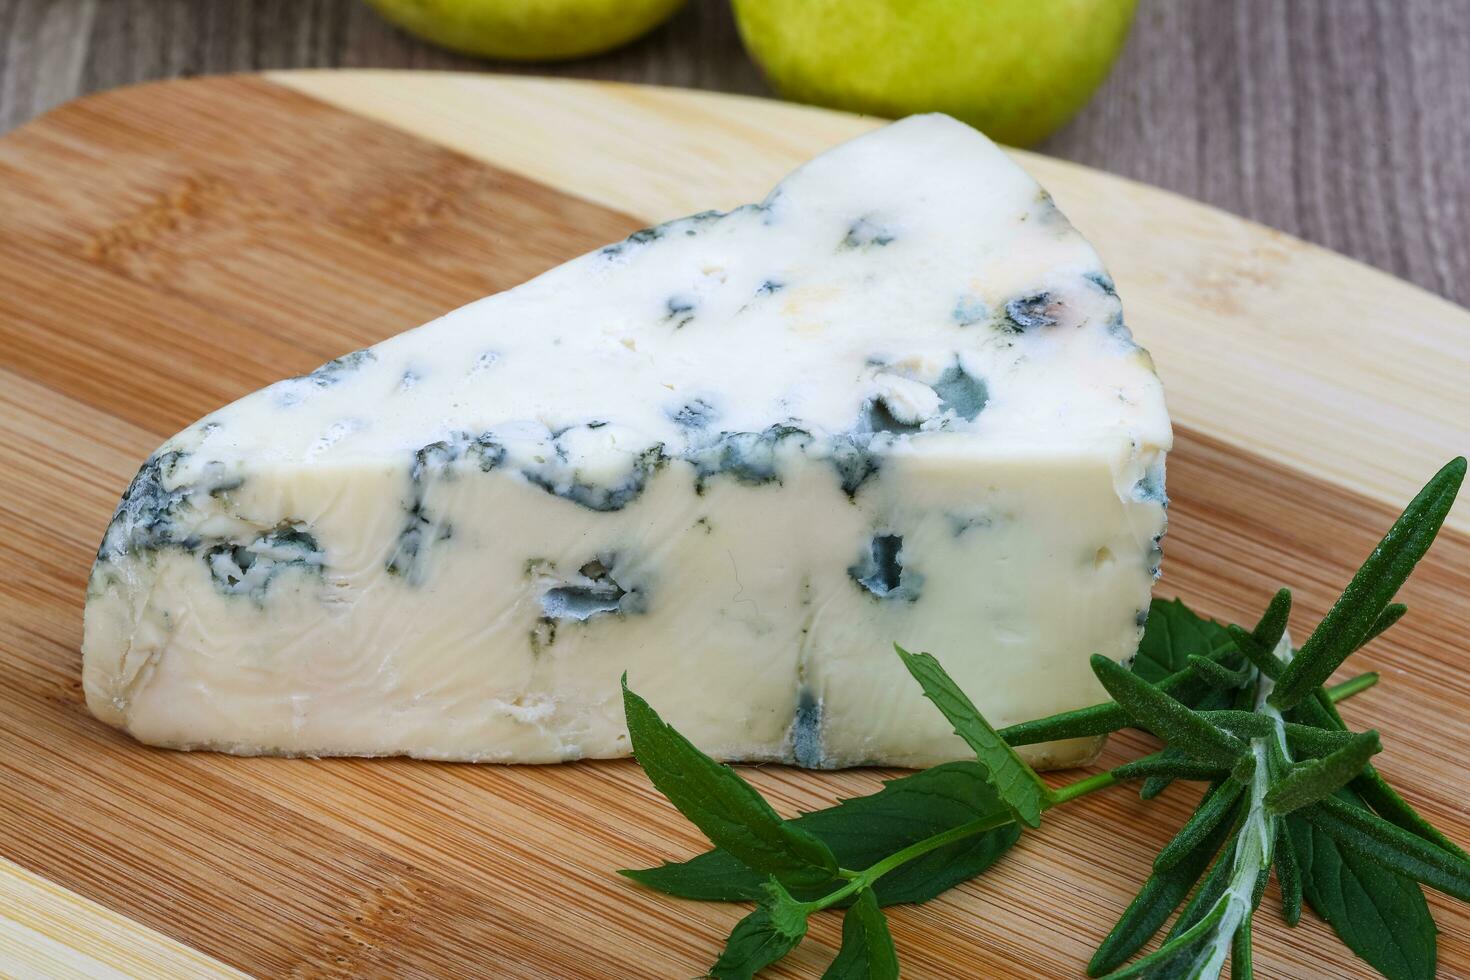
<box><xmin>269</xmin><ymin>69</ymin><xmax>1470</xmax><ymax>534</ymax></box>
<box><xmin>0</xmin><ymin>857</ymin><xmax>246</xmax><ymax>979</ymax></box>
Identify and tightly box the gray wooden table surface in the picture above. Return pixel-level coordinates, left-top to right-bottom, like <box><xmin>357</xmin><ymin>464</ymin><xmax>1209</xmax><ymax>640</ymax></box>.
<box><xmin>2</xmin><ymin>0</ymin><xmax>1466</xmax><ymax>307</ymax></box>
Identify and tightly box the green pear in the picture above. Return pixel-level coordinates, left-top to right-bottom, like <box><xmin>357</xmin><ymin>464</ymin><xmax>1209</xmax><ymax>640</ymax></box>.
<box><xmin>364</xmin><ymin>0</ymin><xmax>686</xmax><ymax>61</ymax></box>
<box><xmin>732</xmin><ymin>0</ymin><xmax>1137</xmax><ymax>146</ymax></box>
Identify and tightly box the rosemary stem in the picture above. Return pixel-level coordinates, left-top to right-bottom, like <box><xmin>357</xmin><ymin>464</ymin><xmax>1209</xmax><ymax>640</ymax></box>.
<box><xmin>1325</xmin><ymin>672</ymin><xmax>1379</xmax><ymax>703</ymax></box>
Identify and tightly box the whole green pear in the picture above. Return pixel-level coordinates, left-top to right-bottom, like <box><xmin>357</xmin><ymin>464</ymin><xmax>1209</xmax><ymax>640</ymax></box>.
<box><xmin>365</xmin><ymin>0</ymin><xmax>686</xmax><ymax>61</ymax></box>
<box><xmin>732</xmin><ymin>0</ymin><xmax>1137</xmax><ymax>146</ymax></box>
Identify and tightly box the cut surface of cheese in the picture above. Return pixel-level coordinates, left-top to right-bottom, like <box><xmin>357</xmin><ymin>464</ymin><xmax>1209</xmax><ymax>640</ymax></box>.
<box><xmin>83</xmin><ymin>114</ymin><xmax>1171</xmax><ymax>769</ymax></box>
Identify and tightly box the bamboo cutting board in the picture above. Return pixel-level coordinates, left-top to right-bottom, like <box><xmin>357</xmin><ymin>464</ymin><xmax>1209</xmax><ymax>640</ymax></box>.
<box><xmin>2</xmin><ymin>71</ymin><xmax>1469</xmax><ymax>979</ymax></box>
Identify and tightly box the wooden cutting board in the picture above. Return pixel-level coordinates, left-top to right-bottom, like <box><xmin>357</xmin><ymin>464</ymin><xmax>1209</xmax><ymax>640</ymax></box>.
<box><xmin>2</xmin><ymin>71</ymin><xmax>1469</xmax><ymax>979</ymax></box>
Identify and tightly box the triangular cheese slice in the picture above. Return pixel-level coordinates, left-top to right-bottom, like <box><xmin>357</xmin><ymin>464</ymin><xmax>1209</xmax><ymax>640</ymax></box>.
<box><xmin>84</xmin><ymin>115</ymin><xmax>1170</xmax><ymax>768</ymax></box>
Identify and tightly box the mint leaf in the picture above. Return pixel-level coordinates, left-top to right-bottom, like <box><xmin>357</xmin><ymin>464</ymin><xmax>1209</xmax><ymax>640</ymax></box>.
<box><xmin>822</xmin><ymin>889</ymin><xmax>899</xmax><ymax>980</ymax></box>
<box><xmin>1132</xmin><ymin>597</ymin><xmax>1236</xmax><ymax>682</ymax></box>
<box><xmin>895</xmin><ymin>645</ymin><xmax>1049</xmax><ymax>827</ymax></box>
<box><xmin>708</xmin><ymin>906</ymin><xmax>806</xmax><ymax>980</ymax></box>
<box><xmin>623</xmin><ymin>762</ymin><xmax>1020</xmax><ymax>906</ymax></box>
<box><xmin>621</xmin><ymin>677</ymin><xmax>837</xmax><ymax>888</ymax></box>
<box><xmin>1289</xmin><ymin>799</ymin><xmax>1437</xmax><ymax>980</ymax></box>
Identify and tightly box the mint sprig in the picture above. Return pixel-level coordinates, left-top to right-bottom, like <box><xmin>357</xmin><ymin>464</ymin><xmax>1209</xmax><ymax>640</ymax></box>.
<box><xmin>618</xmin><ymin>457</ymin><xmax>1467</xmax><ymax>979</ymax></box>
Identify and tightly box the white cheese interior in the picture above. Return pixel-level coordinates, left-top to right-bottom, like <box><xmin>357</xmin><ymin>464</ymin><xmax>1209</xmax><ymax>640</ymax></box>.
<box><xmin>83</xmin><ymin>114</ymin><xmax>1171</xmax><ymax>768</ymax></box>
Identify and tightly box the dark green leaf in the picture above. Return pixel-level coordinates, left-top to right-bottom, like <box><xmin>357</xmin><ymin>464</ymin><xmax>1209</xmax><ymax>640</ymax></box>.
<box><xmin>1290</xmin><ymin>802</ymin><xmax>1437</xmax><ymax>980</ymax></box>
<box><xmin>621</xmin><ymin>678</ymin><xmax>837</xmax><ymax>888</ymax></box>
<box><xmin>1000</xmin><ymin>701</ymin><xmax>1130</xmax><ymax>746</ymax></box>
<box><xmin>1186</xmin><ymin>654</ymin><xmax>1253</xmax><ymax>690</ymax></box>
<box><xmin>1167</xmin><ymin>838</ymin><xmax>1237</xmax><ymax>942</ymax></box>
<box><xmin>623</xmin><ymin>762</ymin><xmax>1020</xmax><ymax>906</ymax></box>
<box><xmin>821</xmin><ymin>889</ymin><xmax>899</xmax><ymax>980</ymax></box>
<box><xmin>1141</xmin><ymin>686</ymin><xmax>1243</xmax><ymax>799</ymax></box>
<box><xmin>1303</xmin><ymin>794</ymin><xmax>1470</xmax><ymax>902</ymax></box>
<box><xmin>1275</xmin><ymin>820</ymin><xmax>1302</xmax><ymax>926</ymax></box>
<box><xmin>1087</xmin><ymin>806</ymin><xmax>1235</xmax><ymax>976</ymax></box>
<box><xmin>1098</xmin><ymin>898</ymin><xmax>1229</xmax><ymax>979</ymax></box>
<box><xmin>1154</xmin><ymin>781</ymin><xmax>1245</xmax><ymax>872</ymax></box>
<box><xmin>1134</xmin><ymin>597</ymin><xmax>1239</xmax><ymax>682</ymax></box>
<box><xmin>1295</xmin><ymin>691</ymin><xmax>1470</xmax><ymax>861</ymax></box>
<box><xmin>1226</xmin><ymin>624</ymin><xmax>1284</xmax><ymax>681</ymax></box>
<box><xmin>1359</xmin><ymin>603</ymin><xmax>1408</xmax><ymax>650</ymax></box>
<box><xmin>760</xmin><ymin>879</ymin><xmax>810</xmax><ymax>938</ymax></box>
<box><xmin>896</xmin><ymin>646</ymin><xmax>1049</xmax><ymax>827</ymax></box>
<box><xmin>708</xmin><ymin>906</ymin><xmax>806</xmax><ymax>980</ymax></box>
<box><xmin>1111</xmin><ymin>752</ymin><xmax>1228</xmax><ymax>787</ymax></box>
<box><xmin>1252</xmin><ymin>588</ymin><xmax>1293</xmax><ymax>653</ymax></box>
<box><xmin>1270</xmin><ymin>457</ymin><xmax>1465</xmax><ymax>711</ymax></box>
<box><xmin>1111</xmin><ymin>748</ymin><xmax>1226</xmax><ymax>784</ymax></box>
<box><xmin>1198</xmin><ymin>710</ymin><xmax>1276</xmax><ymax>740</ymax></box>
<box><xmin>1231</xmin><ymin>912</ymin><xmax>1253</xmax><ymax>979</ymax></box>
<box><xmin>1282</xmin><ymin>723</ymin><xmax>1358</xmax><ymax>760</ymax></box>
<box><xmin>1265</xmin><ymin>732</ymin><xmax>1381</xmax><ymax>815</ymax></box>
<box><xmin>1091</xmin><ymin>655</ymin><xmax>1248</xmax><ymax>768</ymax></box>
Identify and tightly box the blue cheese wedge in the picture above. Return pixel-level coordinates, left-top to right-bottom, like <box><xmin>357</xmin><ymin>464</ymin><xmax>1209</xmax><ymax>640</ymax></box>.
<box><xmin>83</xmin><ymin>114</ymin><xmax>1171</xmax><ymax>769</ymax></box>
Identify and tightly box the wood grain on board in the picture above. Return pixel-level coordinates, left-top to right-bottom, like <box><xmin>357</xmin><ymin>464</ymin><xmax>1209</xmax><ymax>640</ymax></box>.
<box><xmin>4</xmin><ymin>0</ymin><xmax>1469</xmax><ymax>315</ymax></box>
<box><xmin>1</xmin><ymin>72</ymin><xmax>1468</xmax><ymax>977</ymax></box>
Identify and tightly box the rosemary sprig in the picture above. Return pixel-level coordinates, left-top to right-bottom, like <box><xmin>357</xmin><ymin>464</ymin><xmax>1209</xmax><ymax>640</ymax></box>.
<box><xmin>618</xmin><ymin>457</ymin><xmax>1467</xmax><ymax>979</ymax></box>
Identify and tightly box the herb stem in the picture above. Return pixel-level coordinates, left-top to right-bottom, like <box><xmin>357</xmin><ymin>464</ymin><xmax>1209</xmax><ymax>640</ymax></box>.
<box><xmin>1325</xmin><ymin>672</ymin><xmax>1379</xmax><ymax>704</ymax></box>
<box><xmin>1050</xmin><ymin>769</ymin><xmax>1119</xmax><ymax>805</ymax></box>
<box><xmin>807</xmin><ymin>768</ymin><xmax>1120</xmax><ymax>913</ymax></box>
<box><xmin>806</xmin><ymin>811</ymin><xmax>1016</xmax><ymax>912</ymax></box>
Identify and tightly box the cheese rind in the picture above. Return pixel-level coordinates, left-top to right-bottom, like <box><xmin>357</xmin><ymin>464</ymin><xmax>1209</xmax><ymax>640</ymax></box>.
<box><xmin>83</xmin><ymin>114</ymin><xmax>1171</xmax><ymax>768</ymax></box>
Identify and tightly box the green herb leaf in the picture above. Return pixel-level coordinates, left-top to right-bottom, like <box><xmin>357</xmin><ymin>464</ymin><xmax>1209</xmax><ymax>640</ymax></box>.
<box><xmin>896</xmin><ymin>646</ymin><xmax>1049</xmax><ymax>827</ymax></box>
<box><xmin>1184</xmin><ymin>653</ymin><xmax>1253</xmax><ymax>690</ymax></box>
<box><xmin>623</xmin><ymin>762</ymin><xmax>1019</xmax><ymax>906</ymax></box>
<box><xmin>1360</xmin><ymin>603</ymin><xmax>1408</xmax><ymax>650</ymax></box>
<box><xmin>1196</xmin><ymin>710</ymin><xmax>1277</xmax><ymax>740</ymax></box>
<box><xmin>1166</xmin><ymin>838</ymin><xmax>1237</xmax><ymax>943</ymax></box>
<box><xmin>1303</xmin><ymin>794</ymin><xmax>1470</xmax><ymax>903</ymax></box>
<box><xmin>1154</xmin><ymin>781</ymin><xmax>1245</xmax><ymax>873</ymax></box>
<box><xmin>1134</xmin><ymin>598</ymin><xmax>1239</xmax><ymax>682</ymax></box>
<box><xmin>760</xmin><ymin>878</ymin><xmax>810</xmax><ymax>938</ymax></box>
<box><xmin>1225</xmin><ymin>624</ymin><xmax>1284</xmax><ymax>681</ymax></box>
<box><xmin>1110</xmin><ymin>748</ymin><xmax>1226</xmax><ymax>784</ymax></box>
<box><xmin>621</xmin><ymin>677</ymin><xmax>837</xmax><ymax>888</ymax></box>
<box><xmin>708</xmin><ymin>906</ymin><xmax>807</xmax><ymax>980</ymax></box>
<box><xmin>1098</xmin><ymin>898</ymin><xmax>1230</xmax><ymax>979</ymax></box>
<box><xmin>1282</xmin><ymin>723</ymin><xmax>1358</xmax><ymax>760</ymax></box>
<box><xmin>821</xmin><ymin>889</ymin><xmax>899</xmax><ymax>980</ymax></box>
<box><xmin>1090</xmin><ymin>655</ymin><xmax>1248</xmax><ymax>769</ymax></box>
<box><xmin>1294</xmin><ymin>691</ymin><xmax>1470</xmax><ymax>861</ymax></box>
<box><xmin>1290</xmin><ymin>802</ymin><xmax>1437</xmax><ymax>980</ymax></box>
<box><xmin>999</xmin><ymin>701</ymin><xmax>1130</xmax><ymax>746</ymax></box>
<box><xmin>1252</xmin><ymin>588</ymin><xmax>1293</xmax><ymax>652</ymax></box>
<box><xmin>1231</xmin><ymin>913</ymin><xmax>1254</xmax><ymax>979</ymax></box>
<box><xmin>1087</xmin><ymin>808</ymin><xmax>1236</xmax><ymax>976</ymax></box>
<box><xmin>1275</xmin><ymin>819</ymin><xmax>1303</xmax><ymax>926</ymax></box>
<box><xmin>1265</xmin><ymin>732</ymin><xmax>1382</xmax><ymax>816</ymax></box>
<box><xmin>1270</xmin><ymin>457</ymin><xmax>1466</xmax><ymax>711</ymax></box>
